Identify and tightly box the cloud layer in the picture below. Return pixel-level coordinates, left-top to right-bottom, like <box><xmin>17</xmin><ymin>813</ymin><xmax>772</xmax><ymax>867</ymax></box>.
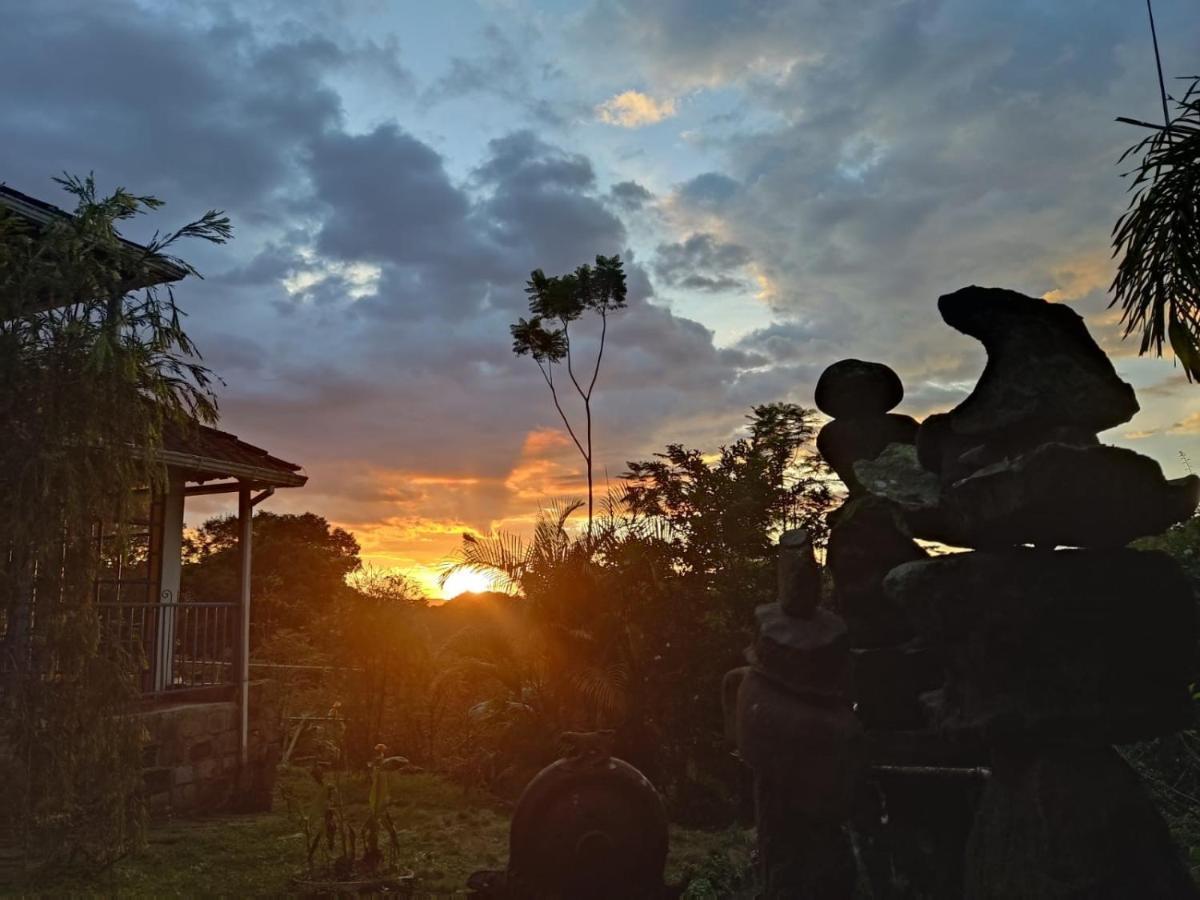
<box><xmin>5</xmin><ymin>0</ymin><xmax>1199</xmax><ymax>592</ymax></box>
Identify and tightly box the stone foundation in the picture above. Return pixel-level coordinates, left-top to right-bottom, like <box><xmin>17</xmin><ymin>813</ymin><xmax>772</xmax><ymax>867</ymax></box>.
<box><xmin>136</xmin><ymin>682</ymin><xmax>281</xmax><ymax>817</ymax></box>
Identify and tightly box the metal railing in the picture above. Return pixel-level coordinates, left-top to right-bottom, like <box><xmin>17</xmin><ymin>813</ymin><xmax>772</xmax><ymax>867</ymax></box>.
<box><xmin>98</xmin><ymin>600</ymin><xmax>239</xmax><ymax>694</ymax></box>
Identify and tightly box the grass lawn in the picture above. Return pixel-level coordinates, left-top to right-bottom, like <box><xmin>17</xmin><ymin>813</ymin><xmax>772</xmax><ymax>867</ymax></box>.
<box><xmin>21</xmin><ymin>768</ymin><xmax>755</xmax><ymax>897</ymax></box>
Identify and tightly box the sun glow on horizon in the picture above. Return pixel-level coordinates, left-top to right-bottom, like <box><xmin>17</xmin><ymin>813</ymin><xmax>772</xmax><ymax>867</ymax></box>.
<box><xmin>440</xmin><ymin>568</ymin><xmax>497</xmax><ymax>600</ymax></box>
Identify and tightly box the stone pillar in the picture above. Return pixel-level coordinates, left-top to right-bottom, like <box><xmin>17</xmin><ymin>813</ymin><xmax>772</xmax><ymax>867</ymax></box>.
<box><xmin>733</xmin><ymin>529</ymin><xmax>863</xmax><ymax>899</ymax></box>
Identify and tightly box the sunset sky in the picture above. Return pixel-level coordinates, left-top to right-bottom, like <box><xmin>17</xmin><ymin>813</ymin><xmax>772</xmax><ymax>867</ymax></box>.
<box><xmin>5</xmin><ymin>0</ymin><xmax>1199</xmax><ymax>596</ymax></box>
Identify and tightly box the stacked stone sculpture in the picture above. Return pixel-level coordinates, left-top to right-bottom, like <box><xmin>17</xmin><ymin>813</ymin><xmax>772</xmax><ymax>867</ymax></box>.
<box><xmin>733</xmin><ymin>528</ymin><xmax>864</xmax><ymax>898</ymax></box>
<box><xmin>818</xmin><ymin>358</ymin><xmax>977</xmax><ymax>897</ymax></box>
<box><xmin>876</xmin><ymin>286</ymin><xmax>1199</xmax><ymax>898</ymax></box>
<box><xmin>734</xmin><ymin>285</ymin><xmax>1199</xmax><ymax>898</ymax></box>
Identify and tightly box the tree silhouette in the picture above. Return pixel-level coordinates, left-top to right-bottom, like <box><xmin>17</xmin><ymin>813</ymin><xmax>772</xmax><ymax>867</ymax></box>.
<box><xmin>510</xmin><ymin>255</ymin><xmax>627</xmax><ymax>536</ymax></box>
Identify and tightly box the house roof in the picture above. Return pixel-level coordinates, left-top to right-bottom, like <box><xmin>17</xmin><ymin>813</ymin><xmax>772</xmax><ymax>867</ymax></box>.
<box><xmin>0</xmin><ymin>183</ymin><xmax>188</xmax><ymax>294</ymax></box>
<box><xmin>160</xmin><ymin>421</ymin><xmax>307</xmax><ymax>488</ymax></box>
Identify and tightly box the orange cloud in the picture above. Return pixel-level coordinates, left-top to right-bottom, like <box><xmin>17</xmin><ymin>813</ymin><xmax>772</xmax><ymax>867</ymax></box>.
<box><xmin>305</xmin><ymin>427</ymin><xmax>595</xmax><ymax>595</ymax></box>
<box><xmin>595</xmin><ymin>90</ymin><xmax>677</xmax><ymax>127</ymax></box>
<box><xmin>505</xmin><ymin>428</ymin><xmax>588</xmax><ymax>500</ymax></box>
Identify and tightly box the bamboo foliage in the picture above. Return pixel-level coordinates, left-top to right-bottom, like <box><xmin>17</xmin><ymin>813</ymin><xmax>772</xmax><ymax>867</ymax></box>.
<box><xmin>0</xmin><ymin>175</ymin><xmax>227</xmax><ymax>871</ymax></box>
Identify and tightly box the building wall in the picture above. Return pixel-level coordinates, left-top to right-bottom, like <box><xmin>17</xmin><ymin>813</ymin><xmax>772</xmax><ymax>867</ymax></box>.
<box><xmin>136</xmin><ymin>683</ymin><xmax>281</xmax><ymax>816</ymax></box>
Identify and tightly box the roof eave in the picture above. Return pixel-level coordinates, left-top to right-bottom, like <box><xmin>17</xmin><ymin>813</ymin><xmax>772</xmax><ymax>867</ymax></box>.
<box><xmin>154</xmin><ymin>448</ymin><xmax>308</xmax><ymax>488</ymax></box>
<box><xmin>0</xmin><ymin>186</ymin><xmax>188</xmax><ymax>290</ymax></box>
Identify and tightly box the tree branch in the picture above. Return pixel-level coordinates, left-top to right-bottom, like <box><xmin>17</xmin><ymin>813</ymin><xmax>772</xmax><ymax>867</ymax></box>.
<box><xmin>586</xmin><ymin>308</ymin><xmax>608</xmax><ymax>400</ymax></box>
<box><xmin>535</xmin><ymin>358</ymin><xmax>588</xmax><ymax>463</ymax></box>
<box><xmin>561</xmin><ymin>320</ymin><xmax>589</xmax><ymax>403</ymax></box>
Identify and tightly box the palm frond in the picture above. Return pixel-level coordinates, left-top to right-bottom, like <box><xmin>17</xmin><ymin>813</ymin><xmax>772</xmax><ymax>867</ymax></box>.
<box><xmin>1112</xmin><ymin>76</ymin><xmax>1200</xmax><ymax>380</ymax></box>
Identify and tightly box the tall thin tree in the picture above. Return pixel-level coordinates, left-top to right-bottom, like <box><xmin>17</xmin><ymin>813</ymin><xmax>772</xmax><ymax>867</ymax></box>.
<box><xmin>510</xmin><ymin>255</ymin><xmax>628</xmax><ymax>536</ymax></box>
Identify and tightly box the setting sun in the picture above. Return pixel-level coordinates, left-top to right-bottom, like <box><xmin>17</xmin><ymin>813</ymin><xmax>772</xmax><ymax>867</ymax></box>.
<box><xmin>440</xmin><ymin>568</ymin><xmax>496</xmax><ymax>600</ymax></box>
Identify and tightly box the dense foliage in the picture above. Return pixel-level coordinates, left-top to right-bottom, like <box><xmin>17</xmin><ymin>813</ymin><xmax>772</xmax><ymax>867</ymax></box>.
<box><xmin>0</xmin><ymin>176</ymin><xmax>228</xmax><ymax>869</ymax></box>
<box><xmin>230</xmin><ymin>404</ymin><xmax>832</xmax><ymax>824</ymax></box>
<box><xmin>184</xmin><ymin>511</ymin><xmax>362</xmax><ymax>645</ymax></box>
<box><xmin>1131</xmin><ymin>517</ymin><xmax>1200</xmax><ymax>878</ymax></box>
<box><xmin>439</xmin><ymin>403</ymin><xmax>836</xmax><ymax>821</ymax></box>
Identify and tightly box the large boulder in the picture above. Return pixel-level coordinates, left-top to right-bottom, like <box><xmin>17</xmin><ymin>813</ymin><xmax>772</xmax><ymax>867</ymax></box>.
<box><xmin>827</xmin><ymin>495</ymin><xmax>925</xmax><ymax>646</ymax></box>
<box><xmin>817</xmin><ymin>414</ymin><xmax>919</xmax><ymax>493</ymax></box>
<box><xmin>932</xmin><ymin>286</ymin><xmax>1138</xmax><ymax>452</ymax></box>
<box><xmin>853</xmin><ymin>442</ymin><xmax>959</xmax><ymax>544</ymax></box>
<box><xmin>945</xmin><ymin>442</ymin><xmax>1200</xmax><ymax>548</ymax></box>
<box><xmin>814</xmin><ymin>359</ymin><xmax>903</xmax><ymax>418</ymax></box>
<box><xmin>917</xmin><ymin>411</ymin><xmax>1098</xmax><ymax>482</ymax></box>
<box><xmin>884</xmin><ymin>548</ymin><xmax>1196</xmax><ymax>743</ymax></box>
<box><xmin>850</xmin><ymin>643</ymin><xmax>944</xmax><ymax>731</ymax></box>
<box><xmin>965</xmin><ymin>746</ymin><xmax>1199</xmax><ymax>900</ymax></box>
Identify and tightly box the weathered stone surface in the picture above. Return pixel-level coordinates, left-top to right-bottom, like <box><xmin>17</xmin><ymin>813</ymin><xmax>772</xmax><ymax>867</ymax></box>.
<box><xmin>917</xmin><ymin>409</ymin><xmax>1099</xmax><ymax>481</ymax></box>
<box><xmin>965</xmin><ymin>746</ymin><xmax>1199</xmax><ymax>900</ymax></box>
<box><xmin>751</xmin><ymin>603</ymin><xmax>851</xmax><ymax>701</ymax></box>
<box><xmin>736</xmin><ymin>668</ymin><xmax>864</xmax><ymax>819</ymax></box>
<box><xmin>853</xmin><ymin>442</ymin><xmax>960</xmax><ymax>543</ymax></box>
<box><xmin>915</xmin><ymin>411</ymin><xmax>975</xmax><ymax>477</ymax></box>
<box><xmin>815</xmin><ymin>359</ymin><xmax>904</xmax><ymax>418</ymax></box>
<box><xmin>817</xmin><ymin>413</ymin><xmax>919</xmax><ymax>493</ymax></box>
<box><xmin>827</xmin><ymin>495</ymin><xmax>925</xmax><ymax>647</ymax></box>
<box><xmin>851</xmin><ymin>644</ymin><xmax>943</xmax><ymax>731</ymax></box>
<box><xmin>777</xmin><ymin>529</ymin><xmax>821</xmax><ymax>618</ymax></box>
<box><xmin>935</xmin><ymin>286</ymin><xmax>1139</xmax><ymax>445</ymax></box>
<box><xmin>722</xmin><ymin>666</ymin><xmax>750</xmax><ymax>744</ymax></box>
<box><xmin>945</xmin><ymin>441</ymin><xmax>1200</xmax><ymax>548</ymax></box>
<box><xmin>884</xmin><ymin>548</ymin><xmax>1196</xmax><ymax>743</ymax></box>
<box><xmin>754</xmin><ymin>794</ymin><xmax>858</xmax><ymax>900</ymax></box>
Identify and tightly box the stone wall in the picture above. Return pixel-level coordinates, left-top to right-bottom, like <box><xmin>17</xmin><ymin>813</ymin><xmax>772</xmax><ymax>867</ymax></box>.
<box><xmin>137</xmin><ymin>681</ymin><xmax>281</xmax><ymax>817</ymax></box>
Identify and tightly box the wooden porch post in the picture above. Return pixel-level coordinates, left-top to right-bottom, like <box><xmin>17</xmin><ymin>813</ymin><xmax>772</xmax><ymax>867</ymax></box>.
<box><xmin>237</xmin><ymin>484</ymin><xmax>252</xmax><ymax>767</ymax></box>
<box><xmin>154</xmin><ymin>474</ymin><xmax>186</xmax><ymax>692</ymax></box>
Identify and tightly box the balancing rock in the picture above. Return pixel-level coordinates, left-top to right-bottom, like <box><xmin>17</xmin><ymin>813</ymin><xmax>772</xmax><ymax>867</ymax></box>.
<box><xmin>817</xmin><ymin>413</ymin><xmax>919</xmax><ymax>493</ymax></box>
<box><xmin>815</xmin><ymin>358</ymin><xmax>903</xmax><ymax>418</ymax></box>
<box><xmin>936</xmin><ymin>286</ymin><xmax>1138</xmax><ymax>442</ymax></box>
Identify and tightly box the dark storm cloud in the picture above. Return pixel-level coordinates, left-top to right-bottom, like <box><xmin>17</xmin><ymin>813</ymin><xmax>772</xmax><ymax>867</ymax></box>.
<box><xmin>0</xmin><ymin>2</ymin><xmax>347</xmax><ymax>226</ymax></box>
<box><xmin>607</xmin><ymin>180</ymin><xmax>654</xmax><ymax>212</ymax></box>
<box><xmin>676</xmin><ymin>173</ymin><xmax>741</xmax><ymax>211</ymax></box>
<box><xmin>473</xmin><ymin>131</ymin><xmax>627</xmax><ymax>278</ymax></box>
<box><xmin>653</xmin><ymin>232</ymin><xmax>752</xmax><ymax>291</ymax></box>
<box><xmin>309</xmin><ymin>125</ymin><xmax>473</xmax><ymax>265</ymax></box>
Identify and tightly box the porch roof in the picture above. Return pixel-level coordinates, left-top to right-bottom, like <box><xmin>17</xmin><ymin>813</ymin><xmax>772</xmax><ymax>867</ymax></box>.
<box><xmin>0</xmin><ymin>183</ymin><xmax>188</xmax><ymax>298</ymax></box>
<box><xmin>160</xmin><ymin>421</ymin><xmax>307</xmax><ymax>488</ymax></box>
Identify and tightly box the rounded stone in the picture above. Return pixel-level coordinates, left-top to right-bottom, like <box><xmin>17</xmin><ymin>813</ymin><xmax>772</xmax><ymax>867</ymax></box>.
<box><xmin>815</xmin><ymin>359</ymin><xmax>904</xmax><ymax>418</ymax></box>
<box><xmin>817</xmin><ymin>413</ymin><xmax>919</xmax><ymax>493</ymax></box>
